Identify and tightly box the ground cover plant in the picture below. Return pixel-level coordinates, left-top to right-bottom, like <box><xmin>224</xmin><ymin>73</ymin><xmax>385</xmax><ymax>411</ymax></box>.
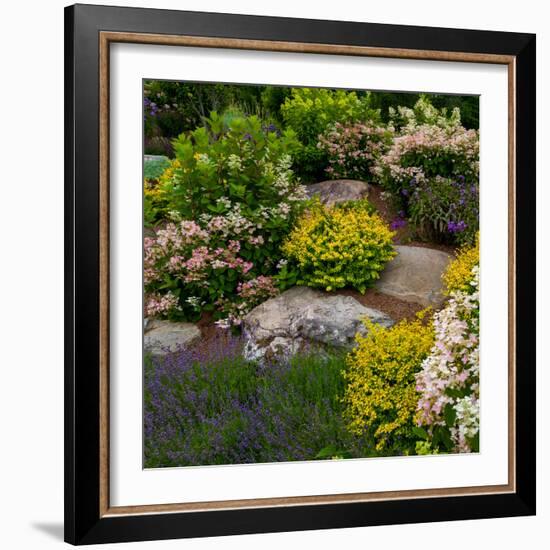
<box><xmin>142</xmin><ymin>80</ymin><xmax>481</xmax><ymax>467</ymax></box>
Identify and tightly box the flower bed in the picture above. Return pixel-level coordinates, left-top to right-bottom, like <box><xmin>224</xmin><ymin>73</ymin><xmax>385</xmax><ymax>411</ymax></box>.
<box><xmin>142</xmin><ymin>83</ymin><xmax>481</xmax><ymax>465</ymax></box>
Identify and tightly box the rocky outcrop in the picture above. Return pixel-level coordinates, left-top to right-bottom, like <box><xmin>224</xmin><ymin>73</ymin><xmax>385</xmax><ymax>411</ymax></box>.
<box><xmin>304</xmin><ymin>179</ymin><xmax>370</xmax><ymax>206</ymax></box>
<box><xmin>242</xmin><ymin>286</ymin><xmax>393</xmax><ymax>362</ymax></box>
<box><xmin>375</xmin><ymin>245</ymin><xmax>452</xmax><ymax>307</ymax></box>
<box><xmin>144</xmin><ymin>319</ymin><xmax>201</xmax><ymax>357</ymax></box>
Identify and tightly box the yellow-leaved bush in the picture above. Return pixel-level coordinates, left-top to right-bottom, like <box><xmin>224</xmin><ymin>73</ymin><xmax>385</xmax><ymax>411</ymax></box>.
<box><xmin>442</xmin><ymin>233</ymin><xmax>479</xmax><ymax>294</ymax></box>
<box><xmin>282</xmin><ymin>200</ymin><xmax>396</xmax><ymax>293</ymax></box>
<box><xmin>343</xmin><ymin>314</ymin><xmax>434</xmax><ymax>453</ymax></box>
<box><xmin>143</xmin><ymin>159</ymin><xmax>182</xmax><ymax>226</ymax></box>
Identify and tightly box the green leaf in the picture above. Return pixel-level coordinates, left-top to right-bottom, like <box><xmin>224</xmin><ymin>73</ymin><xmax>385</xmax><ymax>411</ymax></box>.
<box><xmin>467</xmin><ymin>433</ymin><xmax>480</xmax><ymax>452</ymax></box>
<box><xmin>435</xmin><ymin>426</ymin><xmax>454</xmax><ymax>451</ymax></box>
<box><xmin>444</xmin><ymin>387</ymin><xmax>471</xmax><ymax>399</ymax></box>
<box><xmin>444</xmin><ymin>403</ymin><xmax>457</xmax><ymax>427</ymax></box>
<box><xmin>314</xmin><ymin>445</ymin><xmax>352</xmax><ymax>459</ymax></box>
<box><xmin>412</xmin><ymin>426</ymin><xmax>429</xmax><ymax>440</ymax></box>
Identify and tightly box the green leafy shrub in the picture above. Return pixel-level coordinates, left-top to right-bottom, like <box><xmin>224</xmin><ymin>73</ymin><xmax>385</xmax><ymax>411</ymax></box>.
<box><xmin>144</xmin><ymin>113</ymin><xmax>308</xmax><ymax>323</ymax></box>
<box><xmin>162</xmin><ymin>112</ymin><xmax>306</xmax><ymax>271</ymax></box>
<box><xmin>343</xmin><ymin>314</ymin><xmax>434</xmax><ymax>454</ymax></box>
<box><xmin>282</xmin><ymin>199</ymin><xmax>395</xmax><ymax>293</ymax></box>
<box><xmin>260</xmin><ymin>86</ymin><xmax>292</xmax><ymax>123</ymax></box>
<box><xmin>281</xmin><ymin>88</ymin><xmax>380</xmax><ymax>181</ymax></box>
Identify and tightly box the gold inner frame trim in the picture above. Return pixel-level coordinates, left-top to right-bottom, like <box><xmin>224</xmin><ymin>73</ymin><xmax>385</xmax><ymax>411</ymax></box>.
<box><xmin>98</xmin><ymin>31</ymin><xmax>516</xmax><ymax>518</ymax></box>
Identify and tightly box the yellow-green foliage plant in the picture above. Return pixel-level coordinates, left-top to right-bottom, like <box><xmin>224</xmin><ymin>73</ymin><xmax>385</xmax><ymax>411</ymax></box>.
<box><xmin>442</xmin><ymin>233</ymin><xmax>479</xmax><ymax>294</ymax></box>
<box><xmin>343</xmin><ymin>314</ymin><xmax>434</xmax><ymax>454</ymax></box>
<box><xmin>143</xmin><ymin>159</ymin><xmax>182</xmax><ymax>226</ymax></box>
<box><xmin>282</xmin><ymin>200</ymin><xmax>396</xmax><ymax>293</ymax></box>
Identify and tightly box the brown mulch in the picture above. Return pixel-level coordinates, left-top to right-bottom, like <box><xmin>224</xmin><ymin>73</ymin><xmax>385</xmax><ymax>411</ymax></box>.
<box><xmin>334</xmin><ymin>288</ymin><xmax>425</xmax><ymax>323</ymax></box>
<box><xmin>195</xmin><ymin>311</ymin><xmax>222</xmax><ymax>340</ymax></box>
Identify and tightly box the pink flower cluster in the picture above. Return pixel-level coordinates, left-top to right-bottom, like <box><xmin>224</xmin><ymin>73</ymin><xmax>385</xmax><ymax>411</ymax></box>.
<box><xmin>144</xmin><ymin>220</ymin><xmax>256</xmax><ymax>319</ymax></box>
<box><xmin>237</xmin><ymin>276</ymin><xmax>279</xmax><ymax>301</ymax></box>
<box><xmin>415</xmin><ymin>265</ymin><xmax>480</xmax><ymax>452</ymax></box>
<box><xmin>216</xmin><ymin>275</ymin><xmax>279</xmax><ymax>329</ymax></box>
<box><xmin>318</xmin><ymin>122</ymin><xmax>392</xmax><ymax>180</ymax></box>
<box><xmin>144</xmin><ymin>291</ymin><xmax>181</xmax><ymax>318</ymax></box>
<box><xmin>372</xmin><ymin>124</ymin><xmax>479</xmax><ymax>185</ymax></box>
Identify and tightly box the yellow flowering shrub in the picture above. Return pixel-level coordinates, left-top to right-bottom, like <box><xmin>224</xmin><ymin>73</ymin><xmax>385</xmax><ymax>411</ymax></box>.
<box><xmin>343</xmin><ymin>313</ymin><xmax>434</xmax><ymax>453</ymax></box>
<box><xmin>144</xmin><ymin>179</ymin><xmax>170</xmax><ymax>226</ymax></box>
<box><xmin>442</xmin><ymin>234</ymin><xmax>479</xmax><ymax>294</ymax></box>
<box><xmin>144</xmin><ymin>159</ymin><xmax>182</xmax><ymax>226</ymax></box>
<box><xmin>158</xmin><ymin>158</ymin><xmax>182</xmax><ymax>186</ymax></box>
<box><xmin>282</xmin><ymin>200</ymin><xmax>396</xmax><ymax>293</ymax></box>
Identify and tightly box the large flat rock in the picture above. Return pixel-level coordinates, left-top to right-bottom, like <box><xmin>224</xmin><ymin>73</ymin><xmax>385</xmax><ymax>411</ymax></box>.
<box><xmin>304</xmin><ymin>179</ymin><xmax>370</xmax><ymax>207</ymax></box>
<box><xmin>375</xmin><ymin>245</ymin><xmax>452</xmax><ymax>307</ymax></box>
<box><xmin>243</xmin><ymin>286</ymin><xmax>393</xmax><ymax>362</ymax></box>
<box><xmin>144</xmin><ymin>319</ymin><xmax>201</xmax><ymax>357</ymax></box>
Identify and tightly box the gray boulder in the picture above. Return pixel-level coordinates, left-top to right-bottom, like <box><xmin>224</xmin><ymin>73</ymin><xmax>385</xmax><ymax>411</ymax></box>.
<box><xmin>304</xmin><ymin>179</ymin><xmax>370</xmax><ymax>206</ymax></box>
<box><xmin>144</xmin><ymin>319</ymin><xmax>201</xmax><ymax>357</ymax></box>
<box><xmin>242</xmin><ymin>286</ymin><xmax>393</xmax><ymax>362</ymax></box>
<box><xmin>375</xmin><ymin>245</ymin><xmax>452</xmax><ymax>307</ymax></box>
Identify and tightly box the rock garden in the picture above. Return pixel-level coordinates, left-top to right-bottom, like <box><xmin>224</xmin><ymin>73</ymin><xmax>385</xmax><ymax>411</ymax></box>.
<box><xmin>142</xmin><ymin>83</ymin><xmax>480</xmax><ymax>467</ymax></box>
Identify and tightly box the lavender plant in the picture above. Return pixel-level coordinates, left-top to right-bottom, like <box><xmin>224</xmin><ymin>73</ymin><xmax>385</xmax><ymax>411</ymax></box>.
<box><xmin>144</xmin><ymin>335</ymin><xmax>375</xmax><ymax>467</ymax></box>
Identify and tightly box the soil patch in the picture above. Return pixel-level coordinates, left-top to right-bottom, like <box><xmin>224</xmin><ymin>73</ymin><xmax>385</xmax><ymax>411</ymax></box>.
<box><xmin>334</xmin><ymin>288</ymin><xmax>427</xmax><ymax>323</ymax></box>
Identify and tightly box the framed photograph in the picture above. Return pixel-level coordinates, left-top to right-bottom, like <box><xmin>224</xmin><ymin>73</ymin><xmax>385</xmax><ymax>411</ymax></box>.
<box><xmin>65</xmin><ymin>3</ymin><xmax>536</xmax><ymax>545</ymax></box>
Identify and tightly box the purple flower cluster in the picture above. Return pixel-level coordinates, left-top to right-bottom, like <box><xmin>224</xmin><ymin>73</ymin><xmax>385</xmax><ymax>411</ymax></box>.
<box><xmin>144</xmin><ymin>335</ymin><xmax>361</xmax><ymax>468</ymax></box>
<box><xmin>390</xmin><ymin>210</ymin><xmax>407</xmax><ymax>230</ymax></box>
<box><xmin>403</xmin><ymin>174</ymin><xmax>478</xmax><ymax>245</ymax></box>
<box><xmin>144</xmin><ymin>97</ymin><xmax>158</xmax><ymax>117</ymax></box>
<box><xmin>447</xmin><ymin>220</ymin><xmax>468</xmax><ymax>233</ymax></box>
<box><xmin>262</xmin><ymin>123</ymin><xmax>281</xmax><ymax>136</ymax></box>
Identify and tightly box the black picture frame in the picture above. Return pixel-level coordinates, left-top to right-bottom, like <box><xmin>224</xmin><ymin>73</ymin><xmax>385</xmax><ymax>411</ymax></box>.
<box><xmin>65</xmin><ymin>3</ymin><xmax>536</xmax><ymax>545</ymax></box>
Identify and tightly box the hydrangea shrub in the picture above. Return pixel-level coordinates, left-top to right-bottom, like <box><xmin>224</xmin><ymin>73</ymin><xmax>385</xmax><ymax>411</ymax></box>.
<box><xmin>387</xmin><ymin>95</ymin><xmax>462</xmax><ymax>132</ymax></box>
<box><xmin>415</xmin><ymin>265</ymin><xmax>480</xmax><ymax>453</ymax></box>
<box><xmin>144</xmin><ymin>113</ymin><xmax>309</xmax><ymax>323</ymax></box>
<box><xmin>317</xmin><ymin>122</ymin><xmax>393</xmax><ymax>180</ymax></box>
<box><xmin>144</xmin><ymin>222</ymin><xmax>266</xmax><ymax>321</ymax></box>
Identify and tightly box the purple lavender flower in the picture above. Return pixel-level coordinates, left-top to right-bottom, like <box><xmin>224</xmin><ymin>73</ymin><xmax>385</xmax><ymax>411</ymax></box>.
<box><xmin>447</xmin><ymin>220</ymin><xmax>468</xmax><ymax>233</ymax></box>
<box><xmin>390</xmin><ymin>218</ymin><xmax>407</xmax><ymax>230</ymax></box>
<box><xmin>263</xmin><ymin>123</ymin><xmax>278</xmax><ymax>134</ymax></box>
<box><xmin>143</xmin><ymin>340</ymin><xmax>360</xmax><ymax>468</ymax></box>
